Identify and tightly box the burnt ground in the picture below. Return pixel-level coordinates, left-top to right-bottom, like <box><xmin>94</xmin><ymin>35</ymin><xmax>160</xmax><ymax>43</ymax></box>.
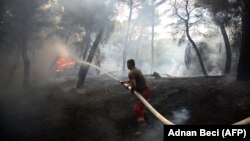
<box><xmin>0</xmin><ymin>76</ymin><xmax>250</xmax><ymax>141</ymax></box>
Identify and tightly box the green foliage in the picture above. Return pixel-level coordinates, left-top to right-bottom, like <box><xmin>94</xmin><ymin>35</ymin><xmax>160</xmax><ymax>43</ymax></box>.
<box><xmin>195</xmin><ymin>0</ymin><xmax>241</xmax><ymax>34</ymax></box>
<box><xmin>0</xmin><ymin>0</ymin><xmax>48</xmax><ymax>49</ymax></box>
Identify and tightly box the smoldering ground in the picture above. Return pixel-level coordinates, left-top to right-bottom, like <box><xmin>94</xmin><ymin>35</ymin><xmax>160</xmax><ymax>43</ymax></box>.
<box><xmin>0</xmin><ymin>0</ymin><xmax>247</xmax><ymax>141</ymax></box>
<box><xmin>1</xmin><ymin>74</ymin><xmax>250</xmax><ymax>141</ymax></box>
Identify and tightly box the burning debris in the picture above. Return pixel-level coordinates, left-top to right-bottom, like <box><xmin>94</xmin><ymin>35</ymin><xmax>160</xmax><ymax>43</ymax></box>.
<box><xmin>55</xmin><ymin>56</ymin><xmax>77</xmax><ymax>74</ymax></box>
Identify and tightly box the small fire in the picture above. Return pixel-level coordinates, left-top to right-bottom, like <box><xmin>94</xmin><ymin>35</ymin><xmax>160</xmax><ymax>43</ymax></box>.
<box><xmin>56</xmin><ymin>56</ymin><xmax>76</xmax><ymax>72</ymax></box>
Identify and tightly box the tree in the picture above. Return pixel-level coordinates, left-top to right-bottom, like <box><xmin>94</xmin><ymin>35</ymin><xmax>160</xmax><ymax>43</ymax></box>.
<box><xmin>118</xmin><ymin>0</ymin><xmax>144</xmax><ymax>71</ymax></box>
<box><xmin>122</xmin><ymin>0</ymin><xmax>134</xmax><ymax>71</ymax></box>
<box><xmin>172</xmin><ymin>0</ymin><xmax>208</xmax><ymax>76</ymax></box>
<box><xmin>237</xmin><ymin>0</ymin><xmax>250</xmax><ymax>80</ymax></box>
<box><xmin>150</xmin><ymin>0</ymin><xmax>166</xmax><ymax>73</ymax></box>
<box><xmin>70</xmin><ymin>0</ymin><xmax>116</xmax><ymax>88</ymax></box>
<box><xmin>134</xmin><ymin>0</ymin><xmax>164</xmax><ymax>73</ymax></box>
<box><xmin>185</xmin><ymin>41</ymin><xmax>220</xmax><ymax>75</ymax></box>
<box><xmin>77</xmin><ymin>27</ymin><xmax>104</xmax><ymax>88</ymax></box>
<box><xmin>0</xmin><ymin>0</ymin><xmax>48</xmax><ymax>87</ymax></box>
<box><xmin>195</xmin><ymin>0</ymin><xmax>241</xmax><ymax>74</ymax></box>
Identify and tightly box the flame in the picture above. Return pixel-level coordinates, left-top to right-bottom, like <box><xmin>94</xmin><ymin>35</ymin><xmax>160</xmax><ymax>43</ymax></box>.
<box><xmin>56</xmin><ymin>56</ymin><xmax>76</xmax><ymax>72</ymax></box>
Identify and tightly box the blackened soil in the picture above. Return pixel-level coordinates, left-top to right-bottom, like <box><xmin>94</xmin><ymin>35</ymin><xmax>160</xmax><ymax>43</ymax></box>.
<box><xmin>1</xmin><ymin>76</ymin><xmax>250</xmax><ymax>141</ymax></box>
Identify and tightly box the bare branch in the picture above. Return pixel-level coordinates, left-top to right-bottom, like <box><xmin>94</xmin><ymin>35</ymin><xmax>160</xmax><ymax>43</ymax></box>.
<box><xmin>189</xmin><ymin>18</ymin><xmax>203</xmax><ymax>28</ymax></box>
<box><xmin>174</xmin><ymin>0</ymin><xmax>187</xmax><ymax>21</ymax></box>
<box><xmin>189</xmin><ymin>7</ymin><xmax>196</xmax><ymax>14</ymax></box>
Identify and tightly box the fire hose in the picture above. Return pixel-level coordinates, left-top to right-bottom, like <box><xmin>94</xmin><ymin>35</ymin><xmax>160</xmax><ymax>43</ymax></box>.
<box><xmin>78</xmin><ymin>61</ymin><xmax>248</xmax><ymax>125</ymax></box>
<box><xmin>120</xmin><ymin>82</ymin><xmax>250</xmax><ymax>125</ymax></box>
<box><xmin>120</xmin><ymin>82</ymin><xmax>175</xmax><ymax>125</ymax></box>
<box><xmin>233</xmin><ymin>117</ymin><xmax>250</xmax><ymax>125</ymax></box>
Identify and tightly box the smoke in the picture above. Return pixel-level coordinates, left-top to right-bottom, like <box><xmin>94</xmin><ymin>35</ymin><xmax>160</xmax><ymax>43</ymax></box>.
<box><xmin>179</xmin><ymin>29</ymin><xmax>229</xmax><ymax>77</ymax></box>
<box><xmin>0</xmin><ymin>0</ymin><xmax>237</xmax><ymax>92</ymax></box>
<box><xmin>130</xmin><ymin>108</ymin><xmax>189</xmax><ymax>141</ymax></box>
<box><xmin>170</xmin><ymin>107</ymin><xmax>190</xmax><ymax>124</ymax></box>
<box><xmin>136</xmin><ymin>121</ymin><xmax>164</xmax><ymax>141</ymax></box>
<box><xmin>33</xmin><ymin>0</ymin><xmax>235</xmax><ymax>79</ymax></box>
<box><xmin>58</xmin><ymin>0</ymin><xmax>116</xmax><ymax>25</ymax></box>
<box><xmin>29</xmin><ymin>36</ymin><xmax>75</xmax><ymax>84</ymax></box>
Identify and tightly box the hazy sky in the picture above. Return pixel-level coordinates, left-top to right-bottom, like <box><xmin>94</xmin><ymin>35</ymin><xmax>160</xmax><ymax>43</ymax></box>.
<box><xmin>112</xmin><ymin>1</ymin><xmax>193</xmax><ymax>76</ymax></box>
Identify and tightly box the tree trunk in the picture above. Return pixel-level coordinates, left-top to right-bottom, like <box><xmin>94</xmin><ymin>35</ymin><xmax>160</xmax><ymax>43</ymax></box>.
<box><xmin>77</xmin><ymin>28</ymin><xmax>104</xmax><ymax>88</ymax></box>
<box><xmin>186</xmin><ymin>22</ymin><xmax>208</xmax><ymax>76</ymax></box>
<box><xmin>151</xmin><ymin>5</ymin><xmax>155</xmax><ymax>74</ymax></box>
<box><xmin>122</xmin><ymin>0</ymin><xmax>133</xmax><ymax>71</ymax></box>
<box><xmin>81</xmin><ymin>29</ymin><xmax>92</xmax><ymax>60</ymax></box>
<box><xmin>21</xmin><ymin>36</ymin><xmax>30</xmax><ymax>87</ymax></box>
<box><xmin>237</xmin><ymin>0</ymin><xmax>250</xmax><ymax>81</ymax></box>
<box><xmin>220</xmin><ymin>23</ymin><xmax>231</xmax><ymax>74</ymax></box>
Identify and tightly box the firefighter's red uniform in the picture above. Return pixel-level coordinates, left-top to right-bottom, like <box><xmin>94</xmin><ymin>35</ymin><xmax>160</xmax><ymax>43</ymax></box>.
<box><xmin>133</xmin><ymin>88</ymin><xmax>151</xmax><ymax>123</ymax></box>
<box><xmin>127</xmin><ymin>66</ymin><xmax>151</xmax><ymax>128</ymax></box>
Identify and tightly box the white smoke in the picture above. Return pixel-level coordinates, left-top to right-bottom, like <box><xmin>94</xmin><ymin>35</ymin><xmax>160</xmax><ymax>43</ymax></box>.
<box><xmin>170</xmin><ymin>108</ymin><xmax>190</xmax><ymax>124</ymax></box>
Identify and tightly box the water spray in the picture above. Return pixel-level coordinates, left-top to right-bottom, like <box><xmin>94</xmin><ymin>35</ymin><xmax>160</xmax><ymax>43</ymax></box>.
<box><xmin>69</xmin><ymin>59</ymin><xmax>248</xmax><ymax>125</ymax></box>
<box><xmin>76</xmin><ymin>59</ymin><xmax>175</xmax><ymax>125</ymax></box>
<box><xmin>74</xmin><ymin>58</ymin><xmax>250</xmax><ymax>125</ymax></box>
<box><xmin>76</xmin><ymin>59</ymin><xmax>120</xmax><ymax>81</ymax></box>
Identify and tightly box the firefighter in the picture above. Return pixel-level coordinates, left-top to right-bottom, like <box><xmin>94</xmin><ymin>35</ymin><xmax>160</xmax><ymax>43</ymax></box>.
<box><xmin>120</xmin><ymin>59</ymin><xmax>151</xmax><ymax>134</ymax></box>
